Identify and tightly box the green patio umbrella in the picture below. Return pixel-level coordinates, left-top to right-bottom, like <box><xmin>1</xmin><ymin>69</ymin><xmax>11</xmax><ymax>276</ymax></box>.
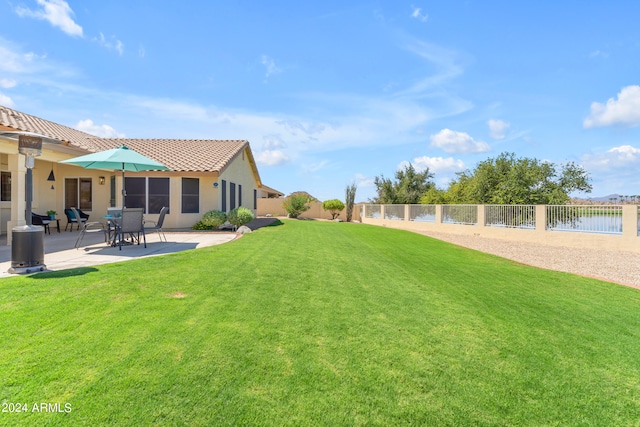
<box><xmin>60</xmin><ymin>145</ymin><xmax>170</xmax><ymax>207</ymax></box>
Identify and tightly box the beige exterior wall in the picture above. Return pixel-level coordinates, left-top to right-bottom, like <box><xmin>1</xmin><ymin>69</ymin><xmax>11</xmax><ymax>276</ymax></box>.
<box><xmin>361</xmin><ymin>204</ymin><xmax>640</xmax><ymax>254</ymax></box>
<box><xmin>218</xmin><ymin>147</ymin><xmax>260</xmax><ymax>215</ymax></box>
<box><xmin>0</xmin><ymin>140</ymin><xmax>262</xmax><ymax>240</ymax></box>
<box><xmin>257</xmin><ymin>198</ymin><xmax>363</xmax><ymax>222</ymax></box>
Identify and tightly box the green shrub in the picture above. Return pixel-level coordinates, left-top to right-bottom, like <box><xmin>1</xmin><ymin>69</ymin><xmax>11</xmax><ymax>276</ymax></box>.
<box><xmin>227</xmin><ymin>207</ymin><xmax>254</xmax><ymax>227</ymax></box>
<box><xmin>322</xmin><ymin>199</ymin><xmax>345</xmax><ymax>220</ymax></box>
<box><xmin>192</xmin><ymin>221</ymin><xmax>214</xmax><ymax>230</ymax></box>
<box><xmin>200</xmin><ymin>210</ymin><xmax>228</xmax><ymax>229</ymax></box>
<box><xmin>345</xmin><ymin>183</ymin><xmax>357</xmax><ymax>222</ymax></box>
<box><xmin>283</xmin><ymin>194</ymin><xmax>311</xmax><ymax>218</ymax></box>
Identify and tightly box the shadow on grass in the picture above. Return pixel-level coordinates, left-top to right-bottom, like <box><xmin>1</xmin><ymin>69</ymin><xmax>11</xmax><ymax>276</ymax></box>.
<box><xmin>28</xmin><ymin>267</ymin><xmax>100</xmax><ymax>279</ymax></box>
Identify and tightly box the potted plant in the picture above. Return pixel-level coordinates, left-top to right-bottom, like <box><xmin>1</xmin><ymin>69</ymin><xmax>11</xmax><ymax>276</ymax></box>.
<box><xmin>46</xmin><ymin>210</ymin><xmax>57</xmax><ymax>219</ymax></box>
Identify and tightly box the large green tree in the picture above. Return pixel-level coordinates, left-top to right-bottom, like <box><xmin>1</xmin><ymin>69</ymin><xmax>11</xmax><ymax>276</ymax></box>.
<box><xmin>445</xmin><ymin>152</ymin><xmax>592</xmax><ymax>204</ymax></box>
<box><xmin>372</xmin><ymin>163</ymin><xmax>435</xmax><ymax>204</ymax></box>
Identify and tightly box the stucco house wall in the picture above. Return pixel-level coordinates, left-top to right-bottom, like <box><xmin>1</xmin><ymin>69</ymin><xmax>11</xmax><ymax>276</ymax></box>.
<box><xmin>0</xmin><ymin>105</ymin><xmax>279</xmax><ymax>239</ymax></box>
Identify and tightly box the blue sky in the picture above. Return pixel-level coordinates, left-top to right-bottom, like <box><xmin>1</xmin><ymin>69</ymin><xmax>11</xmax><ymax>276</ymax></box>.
<box><xmin>1</xmin><ymin>1</ymin><xmax>640</xmax><ymax>202</ymax></box>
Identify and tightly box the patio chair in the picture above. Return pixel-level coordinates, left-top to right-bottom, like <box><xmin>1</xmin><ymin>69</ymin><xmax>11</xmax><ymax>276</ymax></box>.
<box><xmin>143</xmin><ymin>206</ymin><xmax>168</xmax><ymax>242</ymax></box>
<box><xmin>72</xmin><ymin>207</ymin><xmax>107</xmax><ymax>249</ymax></box>
<box><xmin>118</xmin><ymin>208</ymin><xmax>146</xmax><ymax>250</ymax></box>
<box><xmin>64</xmin><ymin>208</ymin><xmax>89</xmax><ymax>231</ymax></box>
<box><xmin>31</xmin><ymin>212</ymin><xmax>51</xmax><ymax>234</ymax></box>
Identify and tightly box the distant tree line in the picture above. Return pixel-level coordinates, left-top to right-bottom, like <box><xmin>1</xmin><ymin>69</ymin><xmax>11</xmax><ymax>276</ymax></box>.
<box><xmin>371</xmin><ymin>152</ymin><xmax>592</xmax><ymax>205</ymax></box>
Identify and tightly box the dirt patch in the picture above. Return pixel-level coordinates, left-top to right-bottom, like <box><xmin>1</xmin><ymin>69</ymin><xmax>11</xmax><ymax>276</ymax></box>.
<box><xmin>169</xmin><ymin>292</ymin><xmax>187</xmax><ymax>299</ymax></box>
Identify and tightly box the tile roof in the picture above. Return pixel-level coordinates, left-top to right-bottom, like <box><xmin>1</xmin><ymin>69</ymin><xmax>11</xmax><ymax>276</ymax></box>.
<box><xmin>85</xmin><ymin>138</ymin><xmax>251</xmax><ymax>173</ymax></box>
<box><xmin>0</xmin><ymin>105</ymin><xmax>262</xmax><ymax>181</ymax></box>
<box><xmin>0</xmin><ymin>105</ymin><xmax>95</xmax><ymax>146</ymax></box>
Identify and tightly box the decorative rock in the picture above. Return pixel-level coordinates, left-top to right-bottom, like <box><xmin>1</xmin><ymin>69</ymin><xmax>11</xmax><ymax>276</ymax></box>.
<box><xmin>236</xmin><ymin>225</ymin><xmax>252</xmax><ymax>234</ymax></box>
<box><xmin>333</xmin><ymin>218</ymin><xmax>343</xmax><ymax>222</ymax></box>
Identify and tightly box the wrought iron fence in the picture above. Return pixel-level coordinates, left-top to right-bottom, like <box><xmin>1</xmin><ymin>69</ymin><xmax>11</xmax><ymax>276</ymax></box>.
<box><xmin>485</xmin><ymin>205</ymin><xmax>536</xmax><ymax>229</ymax></box>
<box><xmin>546</xmin><ymin>205</ymin><xmax>623</xmax><ymax>234</ymax></box>
<box><xmin>442</xmin><ymin>204</ymin><xmax>477</xmax><ymax>225</ymax></box>
<box><xmin>384</xmin><ymin>204</ymin><xmax>405</xmax><ymax>220</ymax></box>
<box><xmin>409</xmin><ymin>204</ymin><xmax>436</xmax><ymax>222</ymax></box>
<box><xmin>365</xmin><ymin>204</ymin><xmax>381</xmax><ymax>219</ymax></box>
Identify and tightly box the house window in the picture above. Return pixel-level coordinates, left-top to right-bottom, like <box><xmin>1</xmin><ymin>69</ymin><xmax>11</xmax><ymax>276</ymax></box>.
<box><xmin>238</xmin><ymin>184</ymin><xmax>242</xmax><ymax>207</ymax></box>
<box><xmin>221</xmin><ymin>180</ymin><xmax>227</xmax><ymax>212</ymax></box>
<box><xmin>109</xmin><ymin>176</ymin><xmax>116</xmax><ymax>207</ymax></box>
<box><xmin>253</xmin><ymin>189</ymin><xmax>257</xmax><ymax>210</ymax></box>
<box><xmin>64</xmin><ymin>178</ymin><xmax>92</xmax><ymax>210</ymax></box>
<box><xmin>125</xmin><ymin>177</ymin><xmax>145</xmax><ymax>210</ymax></box>
<box><xmin>1</xmin><ymin>171</ymin><xmax>11</xmax><ymax>201</ymax></box>
<box><xmin>230</xmin><ymin>182</ymin><xmax>236</xmax><ymax>210</ymax></box>
<box><xmin>124</xmin><ymin>177</ymin><xmax>170</xmax><ymax>214</ymax></box>
<box><xmin>182</xmin><ymin>178</ymin><xmax>199</xmax><ymax>213</ymax></box>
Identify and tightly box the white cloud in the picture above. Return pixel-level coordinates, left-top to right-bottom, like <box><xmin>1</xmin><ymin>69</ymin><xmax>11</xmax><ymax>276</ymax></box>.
<box><xmin>0</xmin><ymin>79</ymin><xmax>16</xmax><ymax>89</ymax></box>
<box><xmin>0</xmin><ymin>40</ymin><xmax>48</xmax><ymax>74</ymax></box>
<box><xmin>581</xmin><ymin>145</ymin><xmax>640</xmax><ymax>170</ymax></box>
<box><xmin>262</xmin><ymin>135</ymin><xmax>287</xmax><ymax>150</ymax></box>
<box><xmin>0</xmin><ymin>93</ymin><xmax>14</xmax><ymax>107</ymax></box>
<box><xmin>407</xmin><ymin>156</ymin><xmax>466</xmax><ymax>175</ymax></box>
<box><xmin>397</xmin><ymin>39</ymin><xmax>466</xmax><ymax>97</ymax></box>
<box><xmin>75</xmin><ymin>119</ymin><xmax>125</xmax><ymax>138</ymax></box>
<box><xmin>15</xmin><ymin>0</ymin><xmax>83</xmax><ymax>37</ymax></box>
<box><xmin>430</xmin><ymin>128</ymin><xmax>490</xmax><ymax>154</ymax></box>
<box><xmin>354</xmin><ymin>173</ymin><xmax>374</xmax><ymax>188</ymax></box>
<box><xmin>411</xmin><ymin>7</ymin><xmax>429</xmax><ymax>22</ymax></box>
<box><xmin>302</xmin><ymin>160</ymin><xmax>328</xmax><ymax>173</ymax></box>
<box><xmin>261</xmin><ymin>55</ymin><xmax>282</xmax><ymax>78</ymax></box>
<box><xmin>488</xmin><ymin>119</ymin><xmax>510</xmax><ymax>139</ymax></box>
<box><xmin>588</xmin><ymin>50</ymin><xmax>608</xmax><ymax>59</ymax></box>
<box><xmin>255</xmin><ymin>149</ymin><xmax>290</xmax><ymax>166</ymax></box>
<box><xmin>583</xmin><ymin>85</ymin><xmax>640</xmax><ymax>128</ymax></box>
<box><xmin>94</xmin><ymin>33</ymin><xmax>124</xmax><ymax>56</ymax></box>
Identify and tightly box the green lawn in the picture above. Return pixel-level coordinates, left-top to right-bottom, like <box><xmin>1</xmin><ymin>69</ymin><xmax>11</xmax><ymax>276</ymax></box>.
<box><xmin>1</xmin><ymin>219</ymin><xmax>640</xmax><ymax>426</ymax></box>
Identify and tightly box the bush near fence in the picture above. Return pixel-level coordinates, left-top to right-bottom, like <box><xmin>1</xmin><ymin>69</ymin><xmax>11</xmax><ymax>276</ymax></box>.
<box><xmin>257</xmin><ymin>198</ymin><xmax>363</xmax><ymax>222</ymax></box>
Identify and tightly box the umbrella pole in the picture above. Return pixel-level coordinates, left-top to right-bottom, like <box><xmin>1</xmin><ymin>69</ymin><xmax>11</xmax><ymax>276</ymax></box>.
<box><xmin>121</xmin><ymin>166</ymin><xmax>126</xmax><ymax>208</ymax></box>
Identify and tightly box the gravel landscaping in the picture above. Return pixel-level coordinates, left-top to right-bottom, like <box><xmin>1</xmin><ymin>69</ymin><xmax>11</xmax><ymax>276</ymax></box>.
<box><xmin>415</xmin><ymin>230</ymin><xmax>640</xmax><ymax>289</ymax></box>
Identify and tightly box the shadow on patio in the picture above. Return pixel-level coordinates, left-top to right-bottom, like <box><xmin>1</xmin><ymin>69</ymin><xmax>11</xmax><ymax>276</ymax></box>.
<box><xmin>0</xmin><ymin>217</ymin><xmax>280</xmax><ymax>278</ymax></box>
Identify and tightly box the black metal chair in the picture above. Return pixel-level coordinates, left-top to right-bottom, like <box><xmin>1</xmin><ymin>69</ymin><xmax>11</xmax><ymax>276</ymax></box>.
<box><xmin>31</xmin><ymin>213</ymin><xmax>51</xmax><ymax>234</ymax></box>
<box><xmin>64</xmin><ymin>208</ymin><xmax>89</xmax><ymax>231</ymax></box>
<box><xmin>143</xmin><ymin>206</ymin><xmax>168</xmax><ymax>242</ymax></box>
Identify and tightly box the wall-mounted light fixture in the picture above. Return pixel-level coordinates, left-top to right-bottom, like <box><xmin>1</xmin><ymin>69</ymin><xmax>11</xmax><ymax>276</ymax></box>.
<box><xmin>99</xmin><ymin>176</ymin><xmax>105</xmax><ymax>185</ymax></box>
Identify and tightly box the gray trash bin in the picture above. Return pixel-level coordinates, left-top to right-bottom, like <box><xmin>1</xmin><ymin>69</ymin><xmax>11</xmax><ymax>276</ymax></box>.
<box><xmin>9</xmin><ymin>225</ymin><xmax>46</xmax><ymax>274</ymax></box>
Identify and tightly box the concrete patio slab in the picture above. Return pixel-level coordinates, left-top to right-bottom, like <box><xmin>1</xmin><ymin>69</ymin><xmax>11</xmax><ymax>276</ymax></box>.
<box><xmin>0</xmin><ymin>217</ymin><xmax>279</xmax><ymax>278</ymax></box>
<box><xmin>0</xmin><ymin>230</ymin><xmax>238</xmax><ymax>278</ymax></box>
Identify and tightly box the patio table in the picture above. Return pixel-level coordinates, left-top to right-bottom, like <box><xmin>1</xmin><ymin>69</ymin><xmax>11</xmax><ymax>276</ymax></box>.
<box><xmin>102</xmin><ymin>214</ymin><xmax>140</xmax><ymax>248</ymax></box>
<box><xmin>102</xmin><ymin>215</ymin><xmax>120</xmax><ymax>246</ymax></box>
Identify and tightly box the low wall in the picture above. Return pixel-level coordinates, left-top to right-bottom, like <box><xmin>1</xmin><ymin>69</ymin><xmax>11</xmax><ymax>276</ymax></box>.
<box><xmin>257</xmin><ymin>198</ymin><xmax>362</xmax><ymax>222</ymax></box>
<box><xmin>361</xmin><ymin>204</ymin><xmax>640</xmax><ymax>254</ymax></box>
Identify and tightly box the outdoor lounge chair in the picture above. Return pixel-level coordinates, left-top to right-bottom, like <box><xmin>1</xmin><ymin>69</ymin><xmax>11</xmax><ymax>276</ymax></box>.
<box><xmin>31</xmin><ymin>212</ymin><xmax>51</xmax><ymax>234</ymax></box>
<box><xmin>118</xmin><ymin>208</ymin><xmax>146</xmax><ymax>250</ymax></box>
<box><xmin>143</xmin><ymin>206</ymin><xmax>168</xmax><ymax>242</ymax></box>
<box><xmin>64</xmin><ymin>208</ymin><xmax>89</xmax><ymax>231</ymax></box>
<box><xmin>72</xmin><ymin>207</ymin><xmax>107</xmax><ymax>249</ymax></box>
